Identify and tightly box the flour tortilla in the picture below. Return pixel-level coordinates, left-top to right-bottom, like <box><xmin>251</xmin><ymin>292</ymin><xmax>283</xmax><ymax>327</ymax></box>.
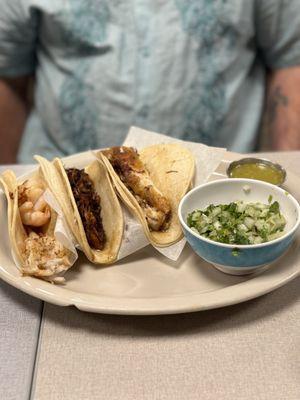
<box><xmin>35</xmin><ymin>156</ymin><xmax>124</xmax><ymax>264</ymax></box>
<box><xmin>98</xmin><ymin>143</ymin><xmax>195</xmax><ymax>247</ymax></box>
<box><xmin>0</xmin><ymin>170</ymin><xmax>26</xmax><ymax>268</ymax></box>
<box><xmin>0</xmin><ymin>168</ymin><xmax>67</xmax><ymax>280</ymax></box>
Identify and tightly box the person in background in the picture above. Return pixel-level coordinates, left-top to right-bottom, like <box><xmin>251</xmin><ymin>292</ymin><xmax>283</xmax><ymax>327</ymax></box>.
<box><xmin>0</xmin><ymin>0</ymin><xmax>300</xmax><ymax>164</ymax></box>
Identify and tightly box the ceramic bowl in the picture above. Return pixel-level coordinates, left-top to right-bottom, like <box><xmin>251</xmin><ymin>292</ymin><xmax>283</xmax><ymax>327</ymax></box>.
<box><xmin>178</xmin><ymin>179</ymin><xmax>300</xmax><ymax>275</ymax></box>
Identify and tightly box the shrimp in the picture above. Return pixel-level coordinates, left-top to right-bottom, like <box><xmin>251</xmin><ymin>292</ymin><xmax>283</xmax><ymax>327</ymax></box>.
<box><xmin>21</xmin><ymin>208</ymin><xmax>51</xmax><ymax>227</ymax></box>
<box><xmin>33</xmin><ymin>194</ymin><xmax>48</xmax><ymax>212</ymax></box>
<box><xmin>18</xmin><ymin>179</ymin><xmax>44</xmax><ymax>205</ymax></box>
<box><xmin>27</xmin><ymin>187</ymin><xmax>44</xmax><ymax>204</ymax></box>
<box><xmin>18</xmin><ymin>184</ymin><xmax>51</xmax><ymax>227</ymax></box>
<box><xmin>24</xmin><ymin>177</ymin><xmax>45</xmax><ymax>190</ymax></box>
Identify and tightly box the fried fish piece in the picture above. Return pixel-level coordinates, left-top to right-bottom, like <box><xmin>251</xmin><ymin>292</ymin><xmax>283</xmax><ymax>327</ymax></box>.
<box><xmin>102</xmin><ymin>146</ymin><xmax>171</xmax><ymax>231</ymax></box>
<box><xmin>99</xmin><ymin>142</ymin><xmax>195</xmax><ymax>247</ymax></box>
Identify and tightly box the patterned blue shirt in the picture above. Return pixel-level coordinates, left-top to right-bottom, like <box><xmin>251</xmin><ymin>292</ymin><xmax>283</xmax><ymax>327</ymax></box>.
<box><xmin>1</xmin><ymin>0</ymin><xmax>300</xmax><ymax>162</ymax></box>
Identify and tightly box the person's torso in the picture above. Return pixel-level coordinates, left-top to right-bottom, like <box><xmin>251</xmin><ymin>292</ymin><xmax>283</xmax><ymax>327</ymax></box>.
<box><xmin>20</xmin><ymin>0</ymin><xmax>264</xmax><ymax>162</ymax></box>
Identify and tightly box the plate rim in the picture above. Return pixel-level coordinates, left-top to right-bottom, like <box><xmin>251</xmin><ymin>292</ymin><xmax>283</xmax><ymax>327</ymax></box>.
<box><xmin>0</xmin><ymin>253</ymin><xmax>299</xmax><ymax>315</ymax></box>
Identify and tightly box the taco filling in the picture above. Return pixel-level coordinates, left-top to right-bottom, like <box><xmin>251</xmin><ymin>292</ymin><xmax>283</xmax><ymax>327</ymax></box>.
<box><xmin>102</xmin><ymin>146</ymin><xmax>171</xmax><ymax>231</ymax></box>
<box><xmin>17</xmin><ymin>177</ymin><xmax>71</xmax><ymax>280</ymax></box>
<box><xmin>66</xmin><ymin>168</ymin><xmax>106</xmax><ymax>250</ymax></box>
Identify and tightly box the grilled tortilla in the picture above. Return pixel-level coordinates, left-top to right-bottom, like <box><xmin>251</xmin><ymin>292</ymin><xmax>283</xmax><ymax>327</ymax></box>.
<box><xmin>0</xmin><ymin>169</ymin><xmax>74</xmax><ymax>283</ymax></box>
<box><xmin>35</xmin><ymin>156</ymin><xmax>124</xmax><ymax>264</ymax></box>
<box><xmin>98</xmin><ymin>143</ymin><xmax>195</xmax><ymax>247</ymax></box>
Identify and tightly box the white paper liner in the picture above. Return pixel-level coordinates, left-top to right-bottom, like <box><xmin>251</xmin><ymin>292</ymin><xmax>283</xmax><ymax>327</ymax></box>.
<box><xmin>43</xmin><ymin>189</ymin><xmax>78</xmax><ymax>265</ymax></box>
<box><xmin>117</xmin><ymin>208</ymin><xmax>149</xmax><ymax>260</ymax></box>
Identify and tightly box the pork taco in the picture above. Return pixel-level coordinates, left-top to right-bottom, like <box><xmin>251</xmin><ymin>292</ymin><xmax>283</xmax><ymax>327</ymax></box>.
<box><xmin>0</xmin><ymin>169</ymin><xmax>75</xmax><ymax>283</ymax></box>
<box><xmin>35</xmin><ymin>156</ymin><xmax>124</xmax><ymax>264</ymax></box>
<box><xmin>98</xmin><ymin>143</ymin><xmax>195</xmax><ymax>247</ymax></box>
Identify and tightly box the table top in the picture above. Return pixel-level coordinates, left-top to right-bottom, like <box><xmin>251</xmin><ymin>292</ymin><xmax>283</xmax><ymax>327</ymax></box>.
<box><xmin>1</xmin><ymin>154</ymin><xmax>300</xmax><ymax>400</ymax></box>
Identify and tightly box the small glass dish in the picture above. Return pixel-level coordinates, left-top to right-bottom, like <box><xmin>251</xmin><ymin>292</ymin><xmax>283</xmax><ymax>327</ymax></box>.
<box><xmin>227</xmin><ymin>157</ymin><xmax>286</xmax><ymax>186</ymax></box>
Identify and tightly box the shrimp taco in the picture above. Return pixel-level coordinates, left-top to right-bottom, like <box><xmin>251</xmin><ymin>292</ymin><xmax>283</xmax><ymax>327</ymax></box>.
<box><xmin>35</xmin><ymin>156</ymin><xmax>124</xmax><ymax>264</ymax></box>
<box><xmin>98</xmin><ymin>143</ymin><xmax>195</xmax><ymax>247</ymax></box>
<box><xmin>0</xmin><ymin>169</ymin><xmax>75</xmax><ymax>283</ymax></box>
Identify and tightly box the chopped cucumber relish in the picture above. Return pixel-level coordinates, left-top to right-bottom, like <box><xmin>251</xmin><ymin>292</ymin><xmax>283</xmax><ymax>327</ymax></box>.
<box><xmin>187</xmin><ymin>201</ymin><xmax>286</xmax><ymax>245</ymax></box>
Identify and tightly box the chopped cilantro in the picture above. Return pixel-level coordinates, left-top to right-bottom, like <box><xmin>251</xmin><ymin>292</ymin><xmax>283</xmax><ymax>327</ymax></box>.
<box><xmin>268</xmin><ymin>195</ymin><xmax>273</xmax><ymax>204</ymax></box>
<box><xmin>187</xmin><ymin>200</ymin><xmax>286</xmax><ymax>245</ymax></box>
<box><xmin>269</xmin><ymin>201</ymin><xmax>279</xmax><ymax>213</ymax></box>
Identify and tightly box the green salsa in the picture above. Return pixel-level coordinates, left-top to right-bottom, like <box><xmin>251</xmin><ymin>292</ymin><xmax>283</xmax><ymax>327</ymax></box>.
<box><xmin>187</xmin><ymin>201</ymin><xmax>286</xmax><ymax>245</ymax></box>
<box><xmin>229</xmin><ymin>163</ymin><xmax>283</xmax><ymax>185</ymax></box>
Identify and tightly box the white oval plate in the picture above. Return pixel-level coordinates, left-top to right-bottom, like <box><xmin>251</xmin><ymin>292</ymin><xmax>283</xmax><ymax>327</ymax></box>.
<box><xmin>0</xmin><ymin>151</ymin><xmax>299</xmax><ymax>315</ymax></box>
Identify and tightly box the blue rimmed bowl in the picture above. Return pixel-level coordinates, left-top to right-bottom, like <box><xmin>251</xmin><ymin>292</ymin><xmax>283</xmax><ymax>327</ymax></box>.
<box><xmin>178</xmin><ymin>179</ymin><xmax>300</xmax><ymax>275</ymax></box>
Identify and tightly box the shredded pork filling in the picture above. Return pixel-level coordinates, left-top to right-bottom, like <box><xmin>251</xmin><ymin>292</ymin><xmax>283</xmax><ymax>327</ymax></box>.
<box><xmin>102</xmin><ymin>146</ymin><xmax>171</xmax><ymax>231</ymax></box>
<box><xmin>66</xmin><ymin>168</ymin><xmax>106</xmax><ymax>250</ymax></box>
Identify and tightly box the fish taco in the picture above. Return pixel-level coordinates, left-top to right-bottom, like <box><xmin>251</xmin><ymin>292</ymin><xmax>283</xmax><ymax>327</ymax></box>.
<box><xmin>0</xmin><ymin>169</ymin><xmax>75</xmax><ymax>283</ymax></box>
<box><xmin>98</xmin><ymin>143</ymin><xmax>195</xmax><ymax>247</ymax></box>
<box><xmin>35</xmin><ymin>156</ymin><xmax>124</xmax><ymax>264</ymax></box>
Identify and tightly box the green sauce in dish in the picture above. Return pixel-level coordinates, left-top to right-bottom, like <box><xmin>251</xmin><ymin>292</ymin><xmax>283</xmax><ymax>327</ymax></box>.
<box><xmin>229</xmin><ymin>163</ymin><xmax>283</xmax><ymax>185</ymax></box>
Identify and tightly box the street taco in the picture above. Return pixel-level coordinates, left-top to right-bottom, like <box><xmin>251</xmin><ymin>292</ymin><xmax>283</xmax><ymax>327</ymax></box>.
<box><xmin>98</xmin><ymin>143</ymin><xmax>195</xmax><ymax>247</ymax></box>
<box><xmin>35</xmin><ymin>156</ymin><xmax>123</xmax><ymax>264</ymax></box>
<box><xmin>0</xmin><ymin>169</ymin><xmax>74</xmax><ymax>283</ymax></box>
